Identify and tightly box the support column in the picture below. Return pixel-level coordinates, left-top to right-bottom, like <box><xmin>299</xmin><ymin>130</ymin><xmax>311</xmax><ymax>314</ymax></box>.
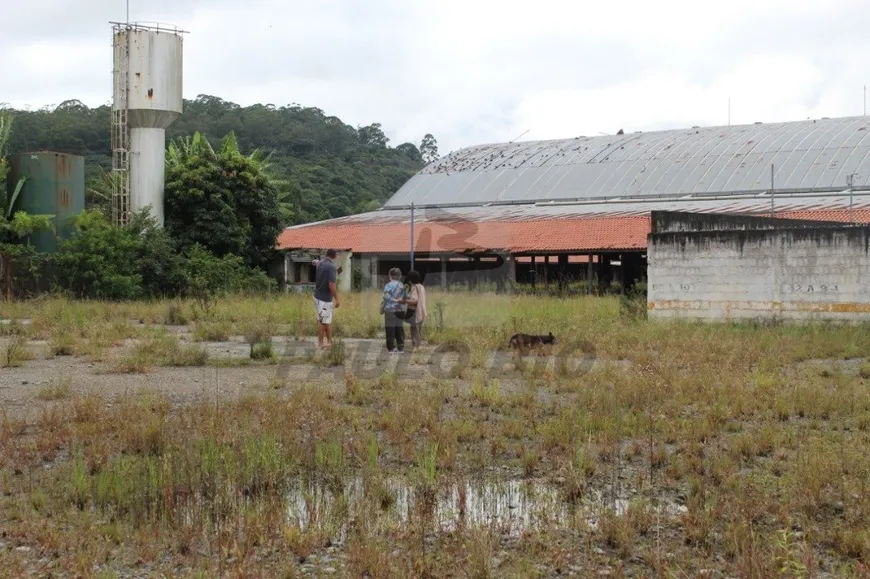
<box><xmin>544</xmin><ymin>255</ymin><xmax>550</xmax><ymax>288</ymax></box>
<box><xmin>440</xmin><ymin>256</ymin><xmax>448</xmax><ymax>291</ymax></box>
<box><xmin>531</xmin><ymin>255</ymin><xmax>536</xmax><ymax>290</ymax></box>
<box><xmin>600</xmin><ymin>255</ymin><xmax>612</xmax><ymax>293</ymax></box>
<box><xmin>506</xmin><ymin>254</ymin><xmax>516</xmax><ymax>294</ymax></box>
<box><xmin>336</xmin><ymin>250</ymin><xmax>353</xmax><ymax>293</ymax></box>
<box><xmin>370</xmin><ymin>256</ymin><xmax>379</xmax><ymax>289</ymax></box>
<box><xmin>558</xmin><ymin>254</ymin><xmax>568</xmax><ymax>291</ymax></box>
<box><xmin>617</xmin><ymin>254</ymin><xmax>625</xmax><ymax>292</ymax></box>
<box><xmin>587</xmin><ymin>254</ymin><xmax>594</xmax><ymax>295</ymax></box>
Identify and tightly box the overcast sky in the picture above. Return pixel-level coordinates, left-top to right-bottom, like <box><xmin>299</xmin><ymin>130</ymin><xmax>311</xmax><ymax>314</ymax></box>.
<box><xmin>3</xmin><ymin>0</ymin><xmax>870</xmax><ymax>154</ymax></box>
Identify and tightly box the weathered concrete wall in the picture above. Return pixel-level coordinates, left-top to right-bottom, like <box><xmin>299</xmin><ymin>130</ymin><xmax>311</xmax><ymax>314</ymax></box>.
<box><xmin>651</xmin><ymin>210</ymin><xmax>846</xmax><ymax>234</ymax></box>
<box><xmin>648</xmin><ymin>213</ymin><xmax>870</xmax><ymax>323</ymax></box>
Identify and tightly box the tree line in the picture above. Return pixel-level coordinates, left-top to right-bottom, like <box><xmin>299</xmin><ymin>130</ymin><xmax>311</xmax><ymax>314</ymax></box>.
<box><xmin>2</xmin><ymin>95</ymin><xmax>439</xmax><ymax>224</ymax></box>
<box><xmin>2</xmin><ymin>112</ymin><xmax>277</xmax><ymax>299</ymax></box>
<box><xmin>0</xmin><ymin>100</ymin><xmax>440</xmax><ymax>300</ymax></box>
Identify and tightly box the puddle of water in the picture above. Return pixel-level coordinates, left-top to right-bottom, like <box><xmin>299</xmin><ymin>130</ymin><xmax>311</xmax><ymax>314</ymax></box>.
<box><xmin>0</xmin><ymin>319</ymin><xmax>33</xmax><ymax>325</ymax></box>
<box><xmin>286</xmin><ymin>477</ymin><xmax>563</xmax><ymax>539</ymax></box>
<box><xmin>284</xmin><ymin>476</ymin><xmax>687</xmax><ymax>540</ymax></box>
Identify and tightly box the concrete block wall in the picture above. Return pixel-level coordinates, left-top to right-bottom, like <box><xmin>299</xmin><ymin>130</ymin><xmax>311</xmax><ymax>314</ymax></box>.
<box><xmin>651</xmin><ymin>210</ymin><xmax>846</xmax><ymax>234</ymax></box>
<box><xmin>648</xmin><ymin>213</ymin><xmax>870</xmax><ymax>323</ymax></box>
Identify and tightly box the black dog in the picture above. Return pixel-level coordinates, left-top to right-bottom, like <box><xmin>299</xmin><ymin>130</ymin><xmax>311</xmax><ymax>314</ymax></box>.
<box><xmin>509</xmin><ymin>332</ymin><xmax>556</xmax><ymax>355</ymax></box>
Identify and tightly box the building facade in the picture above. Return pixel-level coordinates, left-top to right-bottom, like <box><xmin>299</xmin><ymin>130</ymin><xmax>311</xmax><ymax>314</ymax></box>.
<box><xmin>276</xmin><ymin>115</ymin><xmax>870</xmax><ymax>293</ymax></box>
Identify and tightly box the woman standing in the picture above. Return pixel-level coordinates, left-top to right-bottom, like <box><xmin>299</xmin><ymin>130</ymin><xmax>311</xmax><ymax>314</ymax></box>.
<box><xmin>400</xmin><ymin>270</ymin><xmax>427</xmax><ymax>349</ymax></box>
<box><xmin>381</xmin><ymin>268</ymin><xmax>407</xmax><ymax>353</ymax></box>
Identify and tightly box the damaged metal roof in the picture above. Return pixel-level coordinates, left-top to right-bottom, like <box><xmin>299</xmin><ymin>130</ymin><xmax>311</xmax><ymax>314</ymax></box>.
<box><xmin>277</xmin><ymin>192</ymin><xmax>870</xmax><ymax>254</ymax></box>
<box><xmin>290</xmin><ymin>191</ymin><xmax>870</xmax><ymax>228</ymax></box>
<box><xmin>385</xmin><ymin>116</ymin><xmax>870</xmax><ymax>208</ymax></box>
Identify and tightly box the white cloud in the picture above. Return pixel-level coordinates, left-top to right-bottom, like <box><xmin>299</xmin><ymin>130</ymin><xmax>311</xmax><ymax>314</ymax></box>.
<box><xmin>510</xmin><ymin>55</ymin><xmax>831</xmax><ymax>140</ymax></box>
<box><xmin>1</xmin><ymin>0</ymin><xmax>870</xmax><ymax>153</ymax></box>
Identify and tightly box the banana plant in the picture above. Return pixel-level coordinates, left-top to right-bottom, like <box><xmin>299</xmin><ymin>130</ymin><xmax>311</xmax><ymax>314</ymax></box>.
<box><xmin>0</xmin><ymin>176</ymin><xmax>54</xmax><ymax>240</ymax></box>
<box><xmin>0</xmin><ymin>112</ymin><xmax>11</xmax><ymax>162</ymax></box>
<box><xmin>4</xmin><ymin>175</ymin><xmax>27</xmax><ymax>220</ymax></box>
<box><xmin>0</xmin><ymin>112</ymin><xmax>55</xmax><ymax>242</ymax></box>
<box><xmin>165</xmin><ymin>131</ymin><xmax>216</xmax><ymax>169</ymax></box>
<box><xmin>0</xmin><ymin>112</ymin><xmax>12</xmax><ymax>187</ymax></box>
<box><xmin>167</xmin><ymin>130</ymin><xmax>298</xmax><ymax>222</ymax></box>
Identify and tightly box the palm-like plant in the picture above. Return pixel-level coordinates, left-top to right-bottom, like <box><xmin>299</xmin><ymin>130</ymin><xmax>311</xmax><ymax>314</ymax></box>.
<box><xmin>0</xmin><ymin>112</ymin><xmax>13</xmax><ymax>185</ymax></box>
<box><xmin>220</xmin><ymin>132</ymin><xmax>299</xmax><ymax>222</ymax></box>
<box><xmin>0</xmin><ymin>112</ymin><xmax>55</xmax><ymax>243</ymax></box>
<box><xmin>165</xmin><ymin>131</ymin><xmax>216</xmax><ymax>170</ymax></box>
<box><xmin>83</xmin><ymin>166</ymin><xmax>121</xmax><ymax>216</ymax></box>
<box><xmin>167</xmin><ymin>130</ymin><xmax>298</xmax><ymax>222</ymax></box>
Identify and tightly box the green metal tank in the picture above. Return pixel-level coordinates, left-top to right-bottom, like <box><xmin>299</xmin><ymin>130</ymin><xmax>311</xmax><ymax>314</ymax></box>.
<box><xmin>6</xmin><ymin>151</ymin><xmax>85</xmax><ymax>253</ymax></box>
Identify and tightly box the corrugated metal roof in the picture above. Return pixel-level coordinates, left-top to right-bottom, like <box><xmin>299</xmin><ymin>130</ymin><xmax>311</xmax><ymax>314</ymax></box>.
<box><xmin>288</xmin><ymin>191</ymin><xmax>870</xmax><ymax>228</ymax></box>
<box><xmin>277</xmin><ymin>193</ymin><xmax>870</xmax><ymax>254</ymax></box>
<box><xmin>385</xmin><ymin>116</ymin><xmax>870</xmax><ymax>208</ymax></box>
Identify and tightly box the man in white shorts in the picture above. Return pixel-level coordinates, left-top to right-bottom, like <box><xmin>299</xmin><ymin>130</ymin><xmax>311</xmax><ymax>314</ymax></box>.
<box><xmin>313</xmin><ymin>249</ymin><xmax>340</xmax><ymax>349</ymax></box>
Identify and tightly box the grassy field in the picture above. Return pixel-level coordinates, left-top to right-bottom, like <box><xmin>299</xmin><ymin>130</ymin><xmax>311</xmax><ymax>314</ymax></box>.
<box><xmin>2</xmin><ymin>292</ymin><xmax>870</xmax><ymax>577</ymax></box>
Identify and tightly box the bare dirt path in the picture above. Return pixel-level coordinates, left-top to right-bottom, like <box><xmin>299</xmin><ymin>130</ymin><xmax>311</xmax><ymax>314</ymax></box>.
<box><xmin>0</xmin><ymin>326</ymin><xmax>608</xmax><ymax>422</ymax></box>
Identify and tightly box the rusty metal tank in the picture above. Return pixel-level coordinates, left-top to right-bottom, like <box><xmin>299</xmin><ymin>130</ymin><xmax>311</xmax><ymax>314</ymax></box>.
<box><xmin>6</xmin><ymin>151</ymin><xmax>85</xmax><ymax>252</ymax></box>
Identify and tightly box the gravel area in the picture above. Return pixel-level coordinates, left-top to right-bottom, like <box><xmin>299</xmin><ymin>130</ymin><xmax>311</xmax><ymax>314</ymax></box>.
<box><xmin>1</xmin><ymin>327</ymin><xmax>615</xmax><ymax>422</ymax></box>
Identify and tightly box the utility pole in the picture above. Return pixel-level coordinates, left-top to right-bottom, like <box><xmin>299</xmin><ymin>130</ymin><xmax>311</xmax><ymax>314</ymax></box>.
<box><xmin>409</xmin><ymin>202</ymin><xmax>415</xmax><ymax>270</ymax></box>
<box><xmin>770</xmin><ymin>164</ymin><xmax>775</xmax><ymax>214</ymax></box>
<box><xmin>847</xmin><ymin>174</ymin><xmax>855</xmax><ymax>223</ymax></box>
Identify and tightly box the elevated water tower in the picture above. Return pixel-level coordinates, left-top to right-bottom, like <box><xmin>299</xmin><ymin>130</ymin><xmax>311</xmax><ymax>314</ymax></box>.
<box><xmin>111</xmin><ymin>21</ymin><xmax>186</xmax><ymax>227</ymax></box>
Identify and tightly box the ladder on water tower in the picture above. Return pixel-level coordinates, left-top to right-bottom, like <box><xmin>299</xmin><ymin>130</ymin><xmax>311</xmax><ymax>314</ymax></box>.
<box><xmin>111</xmin><ymin>24</ymin><xmax>131</xmax><ymax>227</ymax></box>
<box><xmin>111</xmin><ymin>109</ymin><xmax>130</xmax><ymax>226</ymax></box>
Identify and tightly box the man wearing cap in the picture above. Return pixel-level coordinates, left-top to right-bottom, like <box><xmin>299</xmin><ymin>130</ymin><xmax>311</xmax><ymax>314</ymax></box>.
<box><xmin>313</xmin><ymin>249</ymin><xmax>341</xmax><ymax>349</ymax></box>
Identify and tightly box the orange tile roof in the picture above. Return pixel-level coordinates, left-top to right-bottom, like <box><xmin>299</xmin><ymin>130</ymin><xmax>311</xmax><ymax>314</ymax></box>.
<box><xmin>773</xmin><ymin>208</ymin><xmax>870</xmax><ymax>223</ymax></box>
<box><xmin>276</xmin><ymin>208</ymin><xmax>870</xmax><ymax>254</ymax></box>
<box><xmin>277</xmin><ymin>216</ymin><xmax>651</xmax><ymax>254</ymax></box>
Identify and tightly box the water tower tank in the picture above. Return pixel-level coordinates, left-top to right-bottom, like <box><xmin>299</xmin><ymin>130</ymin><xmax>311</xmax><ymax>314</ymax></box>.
<box><xmin>112</xmin><ymin>23</ymin><xmax>184</xmax><ymax>226</ymax></box>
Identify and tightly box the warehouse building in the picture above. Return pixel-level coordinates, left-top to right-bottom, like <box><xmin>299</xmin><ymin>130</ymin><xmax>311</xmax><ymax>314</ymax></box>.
<box><xmin>276</xmin><ymin>115</ymin><xmax>870</xmax><ymax>293</ymax></box>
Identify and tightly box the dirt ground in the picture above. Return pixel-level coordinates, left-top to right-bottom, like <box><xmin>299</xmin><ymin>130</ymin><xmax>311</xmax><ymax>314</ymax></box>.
<box><xmin>4</xmin><ymin>315</ymin><xmax>868</xmax><ymax>577</ymax></box>
<box><xmin>0</xmin><ymin>324</ymin><xmax>598</xmax><ymax>421</ymax></box>
<box><xmin>1</xmin><ymin>320</ymin><xmax>856</xmax><ymax>423</ymax></box>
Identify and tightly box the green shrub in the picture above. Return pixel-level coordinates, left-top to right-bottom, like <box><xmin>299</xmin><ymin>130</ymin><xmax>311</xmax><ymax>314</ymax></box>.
<box><xmin>182</xmin><ymin>244</ymin><xmax>276</xmax><ymax>303</ymax></box>
<box><xmin>164</xmin><ymin>131</ymin><xmax>283</xmax><ymax>270</ymax></box>
<box><xmin>164</xmin><ymin>302</ymin><xmax>189</xmax><ymax>325</ymax></box>
<box><xmin>250</xmin><ymin>339</ymin><xmax>274</xmax><ymax>360</ymax></box>
<box><xmin>50</xmin><ymin>210</ymin><xmax>276</xmax><ymax>302</ymax></box>
<box><xmin>53</xmin><ymin>210</ymin><xmax>162</xmax><ymax>300</ymax></box>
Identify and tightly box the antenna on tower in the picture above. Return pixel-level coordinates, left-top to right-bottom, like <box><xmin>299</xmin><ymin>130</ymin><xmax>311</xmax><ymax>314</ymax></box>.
<box><xmin>126</xmin><ymin>0</ymin><xmax>130</xmax><ymax>23</ymax></box>
<box><xmin>510</xmin><ymin>129</ymin><xmax>529</xmax><ymax>143</ymax></box>
<box><xmin>728</xmin><ymin>97</ymin><xmax>730</xmax><ymax>126</ymax></box>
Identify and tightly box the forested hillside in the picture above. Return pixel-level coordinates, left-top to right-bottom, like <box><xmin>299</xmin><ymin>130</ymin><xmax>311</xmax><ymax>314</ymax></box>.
<box><xmin>3</xmin><ymin>95</ymin><xmax>436</xmax><ymax>224</ymax></box>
